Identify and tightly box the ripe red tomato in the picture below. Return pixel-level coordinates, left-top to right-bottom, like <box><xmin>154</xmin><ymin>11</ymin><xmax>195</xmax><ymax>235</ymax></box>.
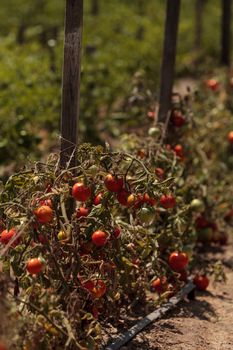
<box><xmin>114</xmin><ymin>227</ymin><xmax>121</xmax><ymax>238</ymax></box>
<box><xmin>170</xmin><ymin>110</ymin><xmax>186</xmax><ymax>127</ymax></box>
<box><xmin>147</xmin><ymin>111</ymin><xmax>156</xmax><ymax>120</ymax></box>
<box><xmin>228</xmin><ymin>131</ymin><xmax>233</xmax><ymax>144</ymax></box>
<box><xmin>83</xmin><ymin>279</ymin><xmax>106</xmax><ymax>298</ymax></box>
<box><xmin>38</xmin><ymin>234</ymin><xmax>47</xmax><ymax>245</ymax></box>
<box><xmin>142</xmin><ymin>193</ymin><xmax>156</xmax><ymax>206</ymax></box>
<box><xmin>160</xmin><ymin>194</ymin><xmax>176</xmax><ymax>209</ymax></box>
<box><xmin>195</xmin><ymin>215</ymin><xmax>210</xmax><ymax>229</ymax></box>
<box><xmin>155</xmin><ymin>167</ymin><xmax>165</xmax><ymax>179</ymax></box>
<box><xmin>26</xmin><ymin>258</ymin><xmax>43</xmax><ymax>275</ymax></box>
<box><xmin>193</xmin><ymin>274</ymin><xmax>209</xmax><ymax>291</ymax></box>
<box><xmin>93</xmin><ymin>192</ymin><xmax>103</xmax><ymax>205</ymax></box>
<box><xmin>173</xmin><ymin>144</ymin><xmax>184</xmax><ymax>158</ymax></box>
<box><xmin>72</xmin><ymin>182</ymin><xmax>91</xmax><ymax>202</ymax></box>
<box><xmin>206</xmin><ymin>79</ymin><xmax>219</xmax><ymax>91</ymax></box>
<box><xmin>0</xmin><ymin>228</ymin><xmax>18</xmax><ymax>246</ymax></box>
<box><xmin>92</xmin><ymin>230</ymin><xmax>107</xmax><ymax>247</ymax></box>
<box><xmin>104</xmin><ymin>174</ymin><xmax>123</xmax><ymax>193</ymax></box>
<box><xmin>34</xmin><ymin>205</ymin><xmax>53</xmax><ymax>224</ymax></box>
<box><xmin>150</xmin><ymin>276</ymin><xmax>168</xmax><ymax>294</ymax></box>
<box><xmin>168</xmin><ymin>252</ymin><xmax>189</xmax><ymax>271</ymax></box>
<box><xmin>76</xmin><ymin>207</ymin><xmax>89</xmax><ymax>219</ymax></box>
<box><xmin>117</xmin><ymin>189</ymin><xmax>130</xmax><ymax>206</ymax></box>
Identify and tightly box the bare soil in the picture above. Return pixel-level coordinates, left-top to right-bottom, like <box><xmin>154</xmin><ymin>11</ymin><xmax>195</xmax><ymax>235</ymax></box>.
<box><xmin>119</xmin><ymin>241</ymin><xmax>233</xmax><ymax>350</ymax></box>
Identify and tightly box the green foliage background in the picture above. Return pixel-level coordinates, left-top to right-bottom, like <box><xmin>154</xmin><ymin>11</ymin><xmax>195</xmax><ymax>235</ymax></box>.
<box><xmin>0</xmin><ymin>0</ymin><xmax>228</xmax><ymax>165</ymax></box>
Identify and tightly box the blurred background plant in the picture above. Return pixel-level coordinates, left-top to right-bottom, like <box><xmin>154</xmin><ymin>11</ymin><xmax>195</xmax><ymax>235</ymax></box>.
<box><xmin>0</xmin><ymin>0</ymin><xmax>229</xmax><ymax>170</ymax></box>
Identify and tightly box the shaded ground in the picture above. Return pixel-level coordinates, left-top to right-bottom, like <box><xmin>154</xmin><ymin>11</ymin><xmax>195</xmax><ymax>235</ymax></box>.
<box><xmin>120</xmin><ymin>241</ymin><xmax>233</xmax><ymax>350</ymax></box>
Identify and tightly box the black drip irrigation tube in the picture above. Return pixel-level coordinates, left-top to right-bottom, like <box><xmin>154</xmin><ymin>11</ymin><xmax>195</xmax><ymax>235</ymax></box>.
<box><xmin>103</xmin><ymin>281</ymin><xmax>195</xmax><ymax>350</ymax></box>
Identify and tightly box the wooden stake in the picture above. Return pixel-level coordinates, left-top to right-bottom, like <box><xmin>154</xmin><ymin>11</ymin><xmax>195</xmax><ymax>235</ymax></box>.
<box><xmin>158</xmin><ymin>0</ymin><xmax>181</xmax><ymax>123</ymax></box>
<box><xmin>194</xmin><ymin>0</ymin><xmax>204</xmax><ymax>52</ymax></box>
<box><xmin>60</xmin><ymin>0</ymin><xmax>83</xmax><ymax>168</ymax></box>
<box><xmin>221</xmin><ymin>0</ymin><xmax>232</xmax><ymax>66</ymax></box>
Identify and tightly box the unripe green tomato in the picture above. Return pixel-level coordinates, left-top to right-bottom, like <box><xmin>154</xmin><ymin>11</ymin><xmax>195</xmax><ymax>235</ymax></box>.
<box><xmin>138</xmin><ymin>207</ymin><xmax>155</xmax><ymax>224</ymax></box>
<box><xmin>57</xmin><ymin>230</ymin><xmax>67</xmax><ymax>241</ymax></box>
<box><xmin>87</xmin><ymin>165</ymin><xmax>99</xmax><ymax>176</ymax></box>
<box><xmin>148</xmin><ymin>127</ymin><xmax>160</xmax><ymax>137</ymax></box>
<box><xmin>190</xmin><ymin>199</ymin><xmax>205</xmax><ymax>212</ymax></box>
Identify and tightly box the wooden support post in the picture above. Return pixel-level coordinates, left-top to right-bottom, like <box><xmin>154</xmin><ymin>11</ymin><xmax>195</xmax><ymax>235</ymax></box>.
<box><xmin>158</xmin><ymin>0</ymin><xmax>181</xmax><ymax>123</ymax></box>
<box><xmin>221</xmin><ymin>0</ymin><xmax>232</xmax><ymax>66</ymax></box>
<box><xmin>60</xmin><ymin>0</ymin><xmax>83</xmax><ymax>168</ymax></box>
<box><xmin>194</xmin><ymin>0</ymin><xmax>204</xmax><ymax>51</ymax></box>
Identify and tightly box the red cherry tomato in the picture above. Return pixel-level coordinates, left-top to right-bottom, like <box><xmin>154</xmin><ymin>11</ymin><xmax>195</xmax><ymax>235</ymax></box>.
<box><xmin>72</xmin><ymin>182</ymin><xmax>91</xmax><ymax>202</ymax></box>
<box><xmin>114</xmin><ymin>227</ymin><xmax>121</xmax><ymax>238</ymax></box>
<box><xmin>168</xmin><ymin>252</ymin><xmax>189</xmax><ymax>271</ymax></box>
<box><xmin>38</xmin><ymin>234</ymin><xmax>47</xmax><ymax>245</ymax></box>
<box><xmin>173</xmin><ymin>144</ymin><xmax>184</xmax><ymax>158</ymax></box>
<box><xmin>83</xmin><ymin>279</ymin><xmax>106</xmax><ymax>298</ymax></box>
<box><xmin>142</xmin><ymin>193</ymin><xmax>156</xmax><ymax>206</ymax></box>
<box><xmin>93</xmin><ymin>192</ymin><xmax>103</xmax><ymax>205</ymax></box>
<box><xmin>104</xmin><ymin>174</ymin><xmax>123</xmax><ymax>193</ymax></box>
<box><xmin>193</xmin><ymin>274</ymin><xmax>209</xmax><ymax>291</ymax></box>
<box><xmin>160</xmin><ymin>194</ymin><xmax>176</xmax><ymax>209</ymax></box>
<box><xmin>155</xmin><ymin>167</ymin><xmax>165</xmax><ymax>179</ymax></box>
<box><xmin>147</xmin><ymin>111</ymin><xmax>156</xmax><ymax>120</ymax></box>
<box><xmin>195</xmin><ymin>215</ymin><xmax>210</xmax><ymax>229</ymax></box>
<box><xmin>92</xmin><ymin>230</ymin><xmax>108</xmax><ymax>247</ymax></box>
<box><xmin>150</xmin><ymin>276</ymin><xmax>168</xmax><ymax>294</ymax></box>
<box><xmin>206</xmin><ymin>79</ymin><xmax>219</xmax><ymax>91</ymax></box>
<box><xmin>0</xmin><ymin>228</ymin><xmax>19</xmax><ymax>246</ymax></box>
<box><xmin>76</xmin><ymin>207</ymin><xmax>89</xmax><ymax>219</ymax></box>
<box><xmin>34</xmin><ymin>205</ymin><xmax>53</xmax><ymax>224</ymax></box>
<box><xmin>170</xmin><ymin>110</ymin><xmax>186</xmax><ymax>127</ymax></box>
<box><xmin>26</xmin><ymin>258</ymin><xmax>43</xmax><ymax>275</ymax></box>
<box><xmin>117</xmin><ymin>189</ymin><xmax>130</xmax><ymax>206</ymax></box>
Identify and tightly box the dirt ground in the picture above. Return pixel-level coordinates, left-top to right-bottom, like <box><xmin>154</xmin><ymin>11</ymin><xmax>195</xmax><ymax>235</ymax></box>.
<box><xmin>119</xmin><ymin>241</ymin><xmax>233</xmax><ymax>350</ymax></box>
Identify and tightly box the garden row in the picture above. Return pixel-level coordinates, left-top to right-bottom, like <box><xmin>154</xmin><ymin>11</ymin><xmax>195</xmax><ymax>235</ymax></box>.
<box><xmin>0</xmin><ymin>77</ymin><xmax>232</xmax><ymax>349</ymax></box>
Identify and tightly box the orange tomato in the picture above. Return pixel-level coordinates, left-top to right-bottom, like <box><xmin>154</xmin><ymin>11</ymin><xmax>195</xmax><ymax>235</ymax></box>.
<box><xmin>26</xmin><ymin>258</ymin><xmax>43</xmax><ymax>275</ymax></box>
<box><xmin>34</xmin><ymin>205</ymin><xmax>53</xmax><ymax>224</ymax></box>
